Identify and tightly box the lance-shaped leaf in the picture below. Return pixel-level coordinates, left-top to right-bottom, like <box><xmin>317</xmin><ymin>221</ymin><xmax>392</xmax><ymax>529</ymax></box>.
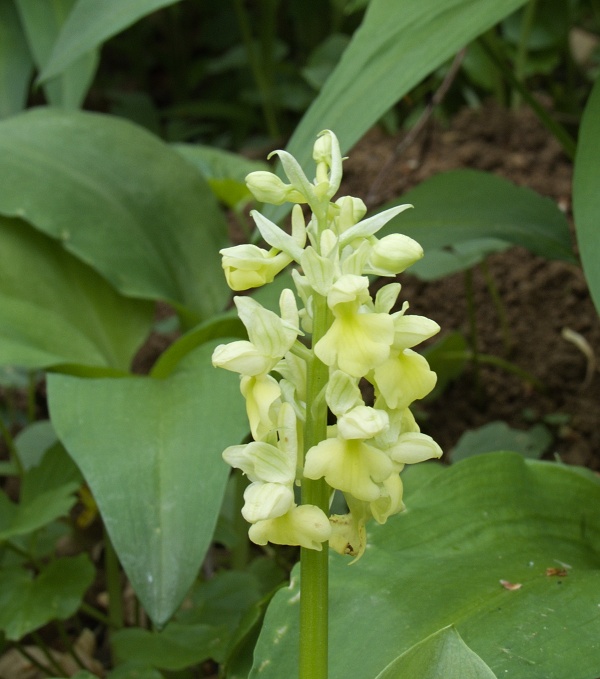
<box><xmin>264</xmin><ymin>0</ymin><xmax>528</xmax><ymax>224</ymax></box>
<box><xmin>0</xmin><ymin>216</ymin><xmax>153</xmax><ymax>371</ymax></box>
<box><xmin>15</xmin><ymin>0</ymin><xmax>98</xmax><ymax>109</ymax></box>
<box><xmin>0</xmin><ymin>0</ymin><xmax>34</xmax><ymax>118</ymax></box>
<box><xmin>48</xmin><ymin>340</ymin><xmax>248</xmax><ymax>626</ymax></box>
<box><xmin>0</xmin><ymin>108</ymin><xmax>230</xmax><ymax>324</ymax></box>
<box><xmin>173</xmin><ymin>143</ymin><xmax>268</xmax><ymax>208</ymax></box>
<box><xmin>251</xmin><ymin>453</ymin><xmax>600</xmax><ymax>678</ymax></box>
<box><xmin>378</xmin><ymin>170</ymin><xmax>575</xmax><ymax>263</ymax></box>
<box><xmin>573</xmin><ymin>76</ymin><xmax>600</xmax><ymax>315</ymax></box>
<box><xmin>38</xmin><ymin>0</ymin><xmax>183</xmax><ymax>83</ymax></box>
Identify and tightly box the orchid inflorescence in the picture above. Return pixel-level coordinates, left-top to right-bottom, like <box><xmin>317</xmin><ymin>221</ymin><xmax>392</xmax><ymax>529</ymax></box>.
<box><xmin>212</xmin><ymin>130</ymin><xmax>442</xmax><ymax>561</ymax></box>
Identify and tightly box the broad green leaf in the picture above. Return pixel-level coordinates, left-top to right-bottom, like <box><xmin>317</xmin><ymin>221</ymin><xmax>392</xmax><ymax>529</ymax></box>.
<box><xmin>409</xmin><ymin>238</ymin><xmax>509</xmax><ymax>281</ymax></box>
<box><xmin>107</xmin><ymin>664</ymin><xmax>164</xmax><ymax>679</ymax></box>
<box><xmin>375</xmin><ymin>626</ymin><xmax>497</xmax><ymax>679</ymax></box>
<box><xmin>264</xmin><ymin>0</ymin><xmax>528</xmax><ymax>223</ymax></box>
<box><xmin>111</xmin><ymin>623</ymin><xmax>226</xmax><ymax>671</ymax></box>
<box><xmin>39</xmin><ymin>0</ymin><xmax>182</xmax><ymax>83</ymax></box>
<box><xmin>0</xmin><ymin>108</ymin><xmax>230</xmax><ymax>324</ymax></box>
<box><xmin>451</xmin><ymin>421</ymin><xmax>552</xmax><ymax>462</ymax></box>
<box><xmin>0</xmin><ymin>554</ymin><xmax>94</xmax><ymax>640</ymax></box>
<box><xmin>422</xmin><ymin>331</ymin><xmax>468</xmax><ymax>399</ymax></box>
<box><xmin>173</xmin><ymin>143</ymin><xmax>268</xmax><ymax>208</ymax></box>
<box><xmin>379</xmin><ymin>170</ymin><xmax>575</xmax><ymax>263</ymax></box>
<box><xmin>0</xmin><ymin>216</ymin><xmax>153</xmax><ymax>371</ymax></box>
<box><xmin>0</xmin><ymin>0</ymin><xmax>34</xmax><ymax>118</ymax></box>
<box><xmin>573</xmin><ymin>76</ymin><xmax>600</xmax><ymax>316</ymax></box>
<box><xmin>150</xmin><ymin>313</ymin><xmax>244</xmax><ymax>379</ymax></box>
<box><xmin>174</xmin><ymin>570</ymin><xmax>271</xmax><ymax>663</ymax></box>
<box><xmin>301</xmin><ymin>34</ymin><xmax>352</xmax><ymax>90</ymax></box>
<box><xmin>252</xmin><ymin>453</ymin><xmax>600</xmax><ymax>678</ymax></box>
<box><xmin>15</xmin><ymin>0</ymin><xmax>98</xmax><ymax>108</ymax></box>
<box><xmin>48</xmin><ymin>340</ymin><xmax>247</xmax><ymax>626</ymax></box>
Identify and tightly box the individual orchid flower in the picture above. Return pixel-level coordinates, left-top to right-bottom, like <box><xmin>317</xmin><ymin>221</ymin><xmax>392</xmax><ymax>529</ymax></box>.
<box><xmin>248</xmin><ymin>504</ymin><xmax>332</xmax><ymax>551</ymax></box>
<box><xmin>240</xmin><ymin>374</ymin><xmax>281</xmax><ymax>441</ymax></box>
<box><xmin>329</xmin><ymin>494</ymin><xmax>369</xmax><ymax>561</ymax></box>
<box><xmin>372</xmin><ymin>348</ymin><xmax>438</xmax><ymax>410</ymax></box>
<box><xmin>212</xmin><ymin>290</ymin><xmax>301</xmax><ymax>377</ymax></box>
<box><xmin>371</xmin><ymin>311</ymin><xmax>440</xmax><ymax>410</ymax></box>
<box><xmin>304</xmin><ymin>405</ymin><xmax>393</xmax><ymax>502</ymax></box>
<box><xmin>314</xmin><ymin>274</ymin><xmax>395</xmax><ymax>377</ymax></box>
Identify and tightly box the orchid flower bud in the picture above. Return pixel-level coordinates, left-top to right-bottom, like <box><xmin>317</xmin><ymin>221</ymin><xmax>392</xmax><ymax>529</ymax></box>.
<box><xmin>365</xmin><ymin>233</ymin><xmax>424</xmax><ymax>276</ymax></box>
<box><xmin>220</xmin><ymin>243</ymin><xmax>291</xmax><ymax>291</ymax></box>
<box><xmin>245</xmin><ymin>170</ymin><xmax>306</xmax><ymax>205</ymax></box>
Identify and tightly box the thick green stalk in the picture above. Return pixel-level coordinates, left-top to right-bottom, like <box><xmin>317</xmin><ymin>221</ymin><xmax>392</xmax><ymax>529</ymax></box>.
<box><xmin>299</xmin><ymin>292</ymin><xmax>331</xmax><ymax>679</ymax></box>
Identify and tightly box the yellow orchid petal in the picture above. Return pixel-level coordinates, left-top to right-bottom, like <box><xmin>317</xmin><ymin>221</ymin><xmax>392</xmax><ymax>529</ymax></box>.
<box><xmin>373</xmin><ymin>348</ymin><xmax>437</xmax><ymax>409</ymax></box>
<box><xmin>248</xmin><ymin>504</ymin><xmax>331</xmax><ymax>550</ymax></box>
<box><xmin>337</xmin><ymin>405</ymin><xmax>388</xmax><ymax>440</ymax></box>
<box><xmin>220</xmin><ymin>243</ymin><xmax>292</xmax><ymax>291</ymax></box>
<box><xmin>211</xmin><ymin>340</ymin><xmax>272</xmax><ymax>376</ymax></box>
<box><xmin>242</xmin><ymin>482</ymin><xmax>294</xmax><ymax>522</ymax></box>
<box><xmin>389</xmin><ymin>432</ymin><xmax>443</xmax><ymax>465</ymax></box>
<box><xmin>241</xmin><ymin>374</ymin><xmax>281</xmax><ymax>441</ymax></box>
<box><xmin>304</xmin><ymin>438</ymin><xmax>393</xmax><ymax>502</ymax></box>
<box><xmin>370</xmin><ymin>473</ymin><xmax>404</xmax><ymax>524</ymax></box>
<box><xmin>315</xmin><ymin>311</ymin><xmax>394</xmax><ymax>377</ymax></box>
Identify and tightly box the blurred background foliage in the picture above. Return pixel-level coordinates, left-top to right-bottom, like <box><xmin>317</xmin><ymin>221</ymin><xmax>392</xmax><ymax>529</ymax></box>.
<box><xmin>5</xmin><ymin>0</ymin><xmax>599</xmax><ymax>151</ymax></box>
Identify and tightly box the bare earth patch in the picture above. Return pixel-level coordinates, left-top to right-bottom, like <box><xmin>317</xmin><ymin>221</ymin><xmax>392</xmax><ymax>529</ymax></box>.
<box><xmin>342</xmin><ymin>102</ymin><xmax>600</xmax><ymax>469</ymax></box>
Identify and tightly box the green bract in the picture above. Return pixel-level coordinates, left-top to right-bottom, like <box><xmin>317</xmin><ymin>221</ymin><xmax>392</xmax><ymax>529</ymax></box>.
<box><xmin>212</xmin><ymin>130</ymin><xmax>441</xmax><ymax>559</ymax></box>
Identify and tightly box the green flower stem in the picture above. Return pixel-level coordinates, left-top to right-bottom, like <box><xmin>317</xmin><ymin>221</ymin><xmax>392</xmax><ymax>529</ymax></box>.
<box><xmin>27</xmin><ymin>371</ymin><xmax>37</xmax><ymax>422</ymax></box>
<box><xmin>480</xmin><ymin>260</ymin><xmax>513</xmax><ymax>354</ymax></box>
<box><xmin>478</xmin><ymin>35</ymin><xmax>576</xmax><ymax>159</ymax></box>
<box><xmin>444</xmin><ymin>350</ymin><xmax>544</xmax><ymax>390</ymax></box>
<box><xmin>232</xmin><ymin>0</ymin><xmax>280</xmax><ymax>139</ymax></box>
<box><xmin>0</xmin><ymin>416</ymin><xmax>23</xmax><ymax>477</ymax></box>
<box><xmin>464</xmin><ymin>268</ymin><xmax>481</xmax><ymax>397</ymax></box>
<box><xmin>300</xmin><ymin>291</ymin><xmax>331</xmax><ymax>679</ymax></box>
<box><xmin>79</xmin><ymin>601</ymin><xmax>113</xmax><ymax>628</ymax></box>
<box><xmin>512</xmin><ymin>0</ymin><xmax>538</xmax><ymax>109</ymax></box>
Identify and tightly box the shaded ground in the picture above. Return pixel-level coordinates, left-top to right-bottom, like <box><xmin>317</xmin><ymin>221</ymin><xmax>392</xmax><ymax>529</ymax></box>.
<box><xmin>342</xmin><ymin>102</ymin><xmax>599</xmax><ymax>468</ymax></box>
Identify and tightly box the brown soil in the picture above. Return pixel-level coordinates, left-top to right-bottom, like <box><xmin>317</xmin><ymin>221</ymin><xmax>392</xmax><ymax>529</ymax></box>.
<box><xmin>341</xmin><ymin>102</ymin><xmax>600</xmax><ymax>469</ymax></box>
